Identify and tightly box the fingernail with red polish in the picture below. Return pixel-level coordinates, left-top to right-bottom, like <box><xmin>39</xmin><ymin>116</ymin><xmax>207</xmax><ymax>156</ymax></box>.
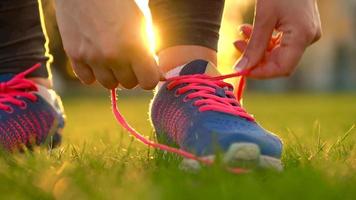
<box><xmin>234</xmin><ymin>57</ymin><xmax>248</xmax><ymax>71</ymax></box>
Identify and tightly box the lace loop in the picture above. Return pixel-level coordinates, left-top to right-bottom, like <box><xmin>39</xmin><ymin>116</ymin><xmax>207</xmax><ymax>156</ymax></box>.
<box><xmin>0</xmin><ymin>63</ymin><xmax>40</xmax><ymax>111</ymax></box>
<box><xmin>166</xmin><ymin>70</ymin><xmax>254</xmax><ymax>121</ymax></box>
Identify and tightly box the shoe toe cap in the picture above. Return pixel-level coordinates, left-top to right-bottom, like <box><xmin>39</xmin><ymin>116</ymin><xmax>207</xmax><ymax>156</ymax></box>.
<box><xmin>182</xmin><ymin>112</ymin><xmax>283</xmax><ymax>158</ymax></box>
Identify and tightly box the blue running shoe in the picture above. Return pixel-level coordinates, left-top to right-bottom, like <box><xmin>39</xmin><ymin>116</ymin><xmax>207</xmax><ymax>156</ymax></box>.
<box><xmin>151</xmin><ymin>60</ymin><xmax>283</xmax><ymax>170</ymax></box>
<box><xmin>0</xmin><ymin>64</ymin><xmax>65</xmax><ymax>151</ymax></box>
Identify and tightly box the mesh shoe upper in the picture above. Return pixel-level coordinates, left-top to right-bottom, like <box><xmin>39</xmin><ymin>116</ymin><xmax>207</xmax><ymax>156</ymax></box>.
<box><xmin>0</xmin><ymin>69</ymin><xmax>65</xmax><ymax>151</ymax></box>
<box><xmin>150</xmin><ymin>59</ymin><xmax>282</xmax><ymax>158</ymax></box>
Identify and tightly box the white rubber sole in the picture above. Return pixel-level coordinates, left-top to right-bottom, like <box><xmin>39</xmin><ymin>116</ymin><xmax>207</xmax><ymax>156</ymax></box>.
<box><xmin>180</xmin><ymin>143</ymin><xmax>283</xmax><ymax>172</ymax></box>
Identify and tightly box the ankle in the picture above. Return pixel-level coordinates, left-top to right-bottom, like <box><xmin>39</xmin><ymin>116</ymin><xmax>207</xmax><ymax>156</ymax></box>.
<box><xmin>157</xmin><ymin>45</ymin><xmax>217</xmax><ymax>73</ymax></box>
<box><xmin>29</xmin><ymin>77</ymin><xmax>53</xmax><ymax>89</ymax></box>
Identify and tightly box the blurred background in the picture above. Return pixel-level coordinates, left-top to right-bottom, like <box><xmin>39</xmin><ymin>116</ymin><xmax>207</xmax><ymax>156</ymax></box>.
<box><xmin>42</xmin><ymin>0</ymin><xmax>356</xmax><ymax>93</ymax></box>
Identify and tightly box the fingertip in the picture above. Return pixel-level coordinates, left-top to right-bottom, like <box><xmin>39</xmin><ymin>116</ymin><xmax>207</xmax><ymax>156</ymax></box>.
<box><xmin>77</xmin><ymin>70</ymin><xmax>96</xmax><ymax>85</ymax></box>
<box><xmin>145</xmin><ymin>68</ymin><xmax>161</xmax><ymax>90</ymax></box>
<box><xmin>234</xmin><ymin>40</ymin><xmax>247</xmax><ymax>52</ymax></box>
<box><xmin>92</xmin><ymin>68</ymin><xmax>119</xmax><ymax>89</ymax></box>
<box><xmin>159</xmin><ymin>72</ymin><xmax>166</xmax><ymax>81</ymax></box>
<box><xmin>120</xmin><ymin>81</ymin><xmax>138</xmax><ymax>89</ymax></box>
<box><xmin>130</xmin><ymin>53</ymin><xmax>161</xmax><ymax>90</ymax></box>
<box><xmin>140</xmin><ymin>79</ymin><xmax>159</xmax><ymax>90</ymax></box>
<box><xmin>80</xmin><ymin>77</ymin><xmax>96</xmax><ymax>85</ymax></box>
<box><xmin>239</xmin><ymin>24</ymin><xmax>253</xmax><ymax>38</ymax></box>
<box><xmin>238</xmin><ymin>24</ymin><xmax>252</xmax><ymax>31</ymax></box>
<box><xmin>234</xmin><ymin>57</ymin><xmax>249</xmax><ymax>71</ymax></box>
<box><xmin>104</xmin><ymin>82</ymin><xmax>119</xmax><ymax>90</ymax></box>
<box><xmin>98</xmin><ymin>77</ymin><xmax>119</xmax><ymax>89</ymax></box>
<box><xmin>71</xmin><ymin>61</ymin><xmax>96</xmax><ymax>85</ymax></box>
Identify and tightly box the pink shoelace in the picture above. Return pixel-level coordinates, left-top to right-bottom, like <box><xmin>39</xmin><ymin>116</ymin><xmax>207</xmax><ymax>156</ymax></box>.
<box><xmin>111</xmin><ymin>69</ymin><xmax>253</xmax><ymax>173</ymax></box>
<box><xmin>0</xmin><ymin>63</ymin><xmax>39</xmax><ymax>113</ymax></box>
<box><xmin>166</xmin><ymin>73</ymin><xmax>254</xmax><ymax>121</ymax></box>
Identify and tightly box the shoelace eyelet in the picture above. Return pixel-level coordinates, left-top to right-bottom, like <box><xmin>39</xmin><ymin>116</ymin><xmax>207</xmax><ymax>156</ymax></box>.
<box><xmin>19</xmin><ymin>102</ymin><xmax>27</xmax><ymax>109</ymax></box>
<box><xmin>174</xmin><ymin>90</ymin><xmax>181</xmax><ymax>97</ymax></box>
<box><xmin>183</xmin><ymin>95</ymin><xmax>190</xmax><ymax>102</ymax></box>
<box><xmin>5</xmin><ymin>106</ymin><xmax>14</xmax><ymax>114</ymax></box>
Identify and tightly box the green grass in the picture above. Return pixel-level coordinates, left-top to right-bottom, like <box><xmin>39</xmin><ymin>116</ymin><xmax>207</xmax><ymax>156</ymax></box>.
<box><xmin>0</xmin><ymin>91</ymin><xmax>355</xmax><ymax>199</ymax></box>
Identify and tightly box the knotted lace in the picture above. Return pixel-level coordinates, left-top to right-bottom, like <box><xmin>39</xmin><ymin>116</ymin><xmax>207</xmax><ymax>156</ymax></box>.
<box><xmin>111</xmin><ymin>69</ymin><xmax>252</xmax><ymax>173</ymax></box>
<box><xmin>0</xmin><ymin>63</ymin><xmax>40</xmax><ymax>112</ymax></box>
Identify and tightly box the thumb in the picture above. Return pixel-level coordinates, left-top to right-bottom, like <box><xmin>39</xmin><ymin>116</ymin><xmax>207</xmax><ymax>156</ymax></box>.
<box><xmin>235</xmin><ymin>1</ymin><xmax>277</xmax><ymax>71</ymax></box>
<box><xmin>130</xmin><ymin>48</ymin><xmax>161</xmax><ymax>90</ymax></box>
<box><xmin>159</xmin><ymin>72</ymin><xmax>166</xmax><ymax>81</ymax></box>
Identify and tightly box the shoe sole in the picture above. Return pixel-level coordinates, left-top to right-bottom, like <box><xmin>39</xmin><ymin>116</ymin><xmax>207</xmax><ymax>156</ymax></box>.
<box><xmin>180</xmin><ymin>142</ymin><xmax>283</xmax><ymax>172</ymax></box>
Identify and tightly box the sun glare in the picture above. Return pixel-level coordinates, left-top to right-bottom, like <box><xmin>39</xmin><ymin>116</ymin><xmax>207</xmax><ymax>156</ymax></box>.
<box><xmin>136</xmin><ymin>0</ymin><xmax>157</xmax><ymax>56</ymax></box>
<box><xmin>218</xmin><ymin>0</ymin><xmax>252</xmax><ymax>74</ymax></box>
<box><xmin>136</xmin><ymin>0</ymin><xmax>252</xmax><ymax>73</ymax></box>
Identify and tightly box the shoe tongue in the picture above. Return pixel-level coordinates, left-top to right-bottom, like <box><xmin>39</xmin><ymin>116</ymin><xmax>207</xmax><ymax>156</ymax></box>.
<box><xmin>179</xmin><ymin>59</ymin><xmax>221</xmax><ymax>76</ymax></box>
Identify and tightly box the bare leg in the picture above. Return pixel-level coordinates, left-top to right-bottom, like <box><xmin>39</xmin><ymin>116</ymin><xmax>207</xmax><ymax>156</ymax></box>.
<box><xmin>158</xmin><ymin>45</ymin><xmax>217</xmax><ymax>73</ymax></box>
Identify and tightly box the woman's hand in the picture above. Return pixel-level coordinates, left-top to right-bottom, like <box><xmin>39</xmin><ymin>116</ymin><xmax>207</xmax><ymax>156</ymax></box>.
<box><xmin>234</xmin><ymin>0</ymin><xmax>322</xmax><ymax>79</ymax></box>
<box><xmin>55</xmin><ymin>0</ymin><xmax>162</xmax><ymax>89</ymax></box>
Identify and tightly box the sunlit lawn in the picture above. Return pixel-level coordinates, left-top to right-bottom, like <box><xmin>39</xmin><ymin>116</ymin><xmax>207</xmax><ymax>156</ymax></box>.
<box><xmin>0</xmin><ymin>90</ymin><xmax>355</xmax><ymax>199</ymax></box>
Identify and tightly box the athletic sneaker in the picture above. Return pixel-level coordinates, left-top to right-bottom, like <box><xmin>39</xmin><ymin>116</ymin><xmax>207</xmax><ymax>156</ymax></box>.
<box><xmin>150</xmin><ymin>59</ymin><xmax>283</xmax><ymax>170</ymax></box>
<box><xmin>0</xmin><ymin>64</ymin><xmax>65</xmax><ymax>151</ymax></box>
